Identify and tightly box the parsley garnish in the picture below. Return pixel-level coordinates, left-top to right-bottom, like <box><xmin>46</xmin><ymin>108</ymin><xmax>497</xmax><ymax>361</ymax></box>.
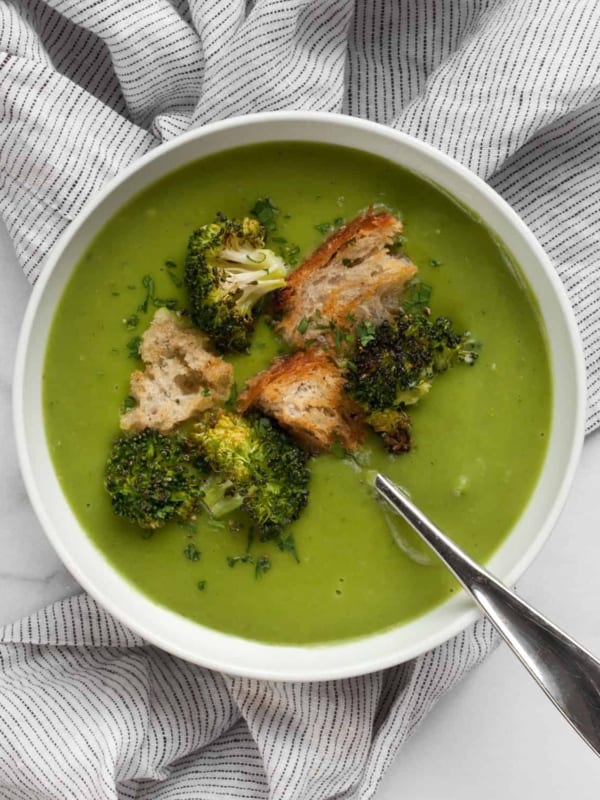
<box><xmin>164</xmin><ymin>260</ymin><xmax>183</xmax><ymax>286</ymax></box>
<box><xmin>197</xmin><ymin>580</ymin><xmax>207</xmax><ymax>591</ymax></box>
<box><xmin>121</xmin><ymin>395</ymin><xmax>136</xmax><ymax>412</ymax></box>
<box><xmin>279</xmin><ymin>241</ymin><xmax>300</xmax><ymax>266</ymax></box>
<box><xmin>250</xmin><ymin>198</ymin><xmax>301</xmax><ymax>265</ymax></box>
<box><xmin>226</xmin><ymin>382</ymin><xmax>238</xmax><ymax>408</ymax></box>
<box><xmin>227</xmin><ymin>552</ymin><xmax>272</xmax><ymax>579</ymax></box>
<box><xmin>315</xmin><ymin>217</ymin><xmax>345</xmax><ymax>235</ymax></box>
<box><xmin>184</xmin><ymin>542</ymin><xmax>201</xmax><ymax>561</ymax></box>
<box><xmin>126</xmin><ymin>335</ymin><xmax>142</xmax><ymax>359</ymax></box>
<box><xmin>153</xmin><ymin>297</ymin><xmax>178</xmax><ymax>310</ymax></box>
<box><xmin>356</xmin><ymin>320</ymin><xmax>376</xmax><ymax>346</ymax></box>
<box><xmin>227</xmin><ymin>554</ymin><xmax>254</xmax><ymax>568</ymax></box>
<box><xmin>277</xmin><ymin>535</ymin><xmax>299</xmax><ymax>563</ymax></box>
<box><xmin>124</xmin><ymin>314</ymin><xmax>139</xmax><ymax>330</ymax></box>
<box><xmin>138</xmin><ymin>274</ymin><xmax>154</xmax><ymax>313</ymax></box>
<box><xmin>387</xmin><ymin>233</ymin><xmax>406</xmax><ymax>256</ymax></box>
<box><xmin>429</xmin><ymin>258</ymin><xmax>443</xmax><ymax>268</ymax></box>
<box><xmin>297</xmin><ymin>316</ymin><xmax>311</xmax><ymax>335</ymax></box>
<box><xmin>255</xmin><ymin>555</ymin><xmax>271</xmax><ymax>578</ymax></box>
<box><xmin>403</xmin><ymin>281</ymin><xmax>432</xmax><ymax>313</ymax></box>
<box><xmin>250</xmin><ymin>197</ymin><xmax>279</xmax><ymax>231</ymax></box>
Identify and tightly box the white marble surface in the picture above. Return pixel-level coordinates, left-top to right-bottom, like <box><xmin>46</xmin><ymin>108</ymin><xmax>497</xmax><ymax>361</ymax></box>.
<box><xmin>1</xmin><ymin>217</ymin><xmax>600</xmax><ymax>796</ymax></box>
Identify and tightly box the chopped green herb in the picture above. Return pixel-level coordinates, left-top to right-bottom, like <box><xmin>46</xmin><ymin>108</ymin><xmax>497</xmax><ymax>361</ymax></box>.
<box><xmin>250</xmin><ymin>197</ymin><xmax>279</xmax><ymax>231</ymax></box>
<box><xmin>429</xmin><ymin>258</ymin><xmax>443</xmax><ymax>267</ymax></box>
<box><xmin>153</xmin><ymin>297</ymin><xmax>178</xmax><ymax>310</ymax></box>
<box><xmin>138</xmin><ymin>274</ymin><xmax>155</xmax><ymax>313</ymax></box>
<box><xmin>124</xmin><ymin>314</ymin><xmax>139</xmax><ymax>330</ymax></box>
<box><xmin>226</xmin><ymin>381</ymin><xmax>238</xmax><ymax>408</ymax></box>
<box><xmin>403</xmin><ymin>281</ymin><xmax>432</xmax><ymax>313</ymax></box>
<box><xmin>126</xmin><ymin>336</ymin><xmax>142</xmax><ymax>359</ymax></box>
<box><xmin>280</xmin><ymin>242</ymin><xmax>301</xmax><ymax>266</ymax></box>
<box><xmin>315</xmin><ymin>216</ymin><xmax>344</xmax><ymax>235</ymax></box>
<box><xmin>297</xmin><ymin>316</ymin><xmax>311</xmax><ymax>335</ymax></box>
<box><xmin>165</xmin><ymin>259</ymin><xmax>177</xmax><ymax>269</ymax></box>
<box><xmin>227</xmin><ymin>553</ymin><xmax>254</xmax><ymax>568</ymax></box>
<box><xmin>166</xmin><ymin>271</ymin><xmax>183</xmax><ymax>288</ymax></box>
<box><xmin>335</xmin><ymin>325</ymin><xmax>351</xmax><ymax>353</ymax></box>
<box><xmin>356</xmin><ymin>320</ymin><xmax>376</xmax><ymax>346</ymax></box>
<box><xmin>183</xmin><ymin>542</ymin><xmax>201</xmax><ymax>561</ymax></box>
<box><xmin>121</xmin><ymin>395</ymin><xmax>136</xmax><ymax>412</ymax></box>
<box><xmin>277</xmin><ymin>534</ymin><xmax>299</xmax><ymax>563</ymax></box>
<box><xmin>226</xmin><ymin>552</ymin><xmax>272</xmax><ymax>579</ymax></box>
<box><xmin>387</xmin><ymin>233</ymin><xmax>406</xmax><ymax>256</ymax></box>
<box><xmin>202</xmin><ymin>387</ymin><xmax>212</xmax><ymax>397</ymax></box>
<box><xmin>197</xmin><ymin>580</ymin><xmax>207</xmax><ymax>591</ymax></box>
<box><xmin>255</xmin><ymin>555</ymin><xmax>271</xmax><ymax>578</ymax></box>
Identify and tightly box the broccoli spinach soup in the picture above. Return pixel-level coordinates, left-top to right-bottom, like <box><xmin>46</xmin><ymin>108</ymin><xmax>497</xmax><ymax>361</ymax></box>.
<box><xmin>43</xmin><ymin>142</ymin><xmax>551</xmax><ymax>644</ymax></box>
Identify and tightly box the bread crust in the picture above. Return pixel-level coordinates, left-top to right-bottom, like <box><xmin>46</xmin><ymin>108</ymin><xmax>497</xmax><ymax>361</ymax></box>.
<box><xmin>273</xmin><ymin>209</ymin><xmax>417</xmax><ymax>348</ymax></box>
<box><xmin>237</xmin><ymin>348</ymin><xmax>365</xmax><ymax>453</ymax></box>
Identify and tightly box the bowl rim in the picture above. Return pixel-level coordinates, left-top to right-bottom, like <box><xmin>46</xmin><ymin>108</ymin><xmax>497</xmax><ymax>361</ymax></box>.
<box><xmin>13</xmin><ymin>110</ymin><xmax>586</xmax><ymax>681</ymax></box>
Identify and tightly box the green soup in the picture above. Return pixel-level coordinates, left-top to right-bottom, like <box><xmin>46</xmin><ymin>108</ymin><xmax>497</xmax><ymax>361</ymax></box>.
<box><xmin>43</xmin><ymin>142</ymin><xmax>551</xmax><ymax>644</ymax></box>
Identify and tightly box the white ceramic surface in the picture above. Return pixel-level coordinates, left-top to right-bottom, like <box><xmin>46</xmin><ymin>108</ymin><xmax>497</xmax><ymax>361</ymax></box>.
<box><xmin>13</xmin><ymin>112</ymin><xmax>586</xmax><ymax>680</ymax></box>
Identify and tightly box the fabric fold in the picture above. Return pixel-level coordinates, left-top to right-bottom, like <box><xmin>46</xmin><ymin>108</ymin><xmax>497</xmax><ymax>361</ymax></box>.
<box><xmin>0</xmin><ymin>596</ymin><xmax>496</xmax><ymax>800</ymax></box>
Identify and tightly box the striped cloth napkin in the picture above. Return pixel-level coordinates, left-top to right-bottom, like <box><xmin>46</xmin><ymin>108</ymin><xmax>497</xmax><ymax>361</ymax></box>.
<box><xmin>1</xmin><ymin>2</ymin><xmax>600</xmax><ymax>798</ymax></box>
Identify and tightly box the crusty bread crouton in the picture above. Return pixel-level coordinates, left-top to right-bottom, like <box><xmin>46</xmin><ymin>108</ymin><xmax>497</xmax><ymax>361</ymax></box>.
<box><xmin>237</xmin><ymin>349</ymin><xmax>365</xmax><ymax>453</ymax></box>
<box><xmin>273</xmin><ymin>209</ymin><xmax>418</xmax><ymax>348</ymax></box>
<box><xmin>121</xmin><ymin>307</ymin><xmax>233</xmax><ymax>433</ymax></box>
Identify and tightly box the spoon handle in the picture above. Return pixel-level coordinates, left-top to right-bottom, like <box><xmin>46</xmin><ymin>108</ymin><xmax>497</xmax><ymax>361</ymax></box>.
<box><xmin>375</xmin><ymin>474</ymin><xmax>600</xmax><ymax>757</ymax></box>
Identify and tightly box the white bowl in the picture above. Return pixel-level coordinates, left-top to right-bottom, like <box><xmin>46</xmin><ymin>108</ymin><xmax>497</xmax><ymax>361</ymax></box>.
<box><xmin>14</xmin><ymin>112</ymin><xmax>586</xmax><ymax>681</ymax></box>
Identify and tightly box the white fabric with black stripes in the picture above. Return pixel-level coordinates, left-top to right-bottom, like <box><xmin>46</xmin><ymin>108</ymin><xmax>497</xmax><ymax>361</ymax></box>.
<box><xmin>0</xmin><ymin>1</ymin><xmax>598</xmax><ymax>798</ymax></box>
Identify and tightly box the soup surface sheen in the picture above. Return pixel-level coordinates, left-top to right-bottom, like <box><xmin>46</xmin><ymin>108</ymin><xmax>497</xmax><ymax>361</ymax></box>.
<box><xmin>43</xmin><ymin>142</ymin><xmax>551</xmax><ymax>644</ymax></box>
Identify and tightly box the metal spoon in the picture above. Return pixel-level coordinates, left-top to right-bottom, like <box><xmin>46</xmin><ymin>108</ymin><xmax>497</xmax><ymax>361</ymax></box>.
<box><xmin>375</xmin><ymin>473</ymin><xmax>600</xmax><ymax>757</ymax></box>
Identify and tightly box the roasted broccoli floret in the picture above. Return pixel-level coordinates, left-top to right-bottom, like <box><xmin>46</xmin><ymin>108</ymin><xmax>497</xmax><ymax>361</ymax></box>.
<box><xmin>346</xmin><ymin>314</ymin><xmax>477</xmax><ymax>410</ymax></box>
<box><xmin>191</xmin><ymin>408</ymin><xmax>310</xmax><ymax>539</ymax></box>
<box><xmin>345</xmin><ymin>314</ymin><xmax>477</xmax><ymax>452</ymax></box>
<box><xmin>104</xmin><ymin>428</ymin><xmax>204</xmax><ymax>530</ymax></box>
<box><xmin>185</xmin><ymin>215</ymin><xmax>289</xmax><ymax>352</ymax></box>
<box><xmin>365</xmin><ymin>408</ymin><xmax>413</xmax><ymax>454</ymax></box>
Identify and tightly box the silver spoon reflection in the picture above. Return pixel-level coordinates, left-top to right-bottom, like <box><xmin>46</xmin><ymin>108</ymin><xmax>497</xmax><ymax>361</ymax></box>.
<box><xmin>375</xmin><ymin>473</ymin><xmax>600</xmax><ymax>758</ymax></box>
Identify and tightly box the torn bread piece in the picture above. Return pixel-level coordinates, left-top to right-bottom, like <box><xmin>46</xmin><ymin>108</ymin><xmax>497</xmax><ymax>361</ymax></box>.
<box><xmin>237</xmin><ymin>348</ymin><xmax>365</xmax><ymax>453</ymax></box>
<box><xmin>273</xmin><ymin>209</ymin><xmax>418</xmax><ymax>348</ymax></box>
<box><xmin>121</xmin><ymin>307</ymin><xmax>233</xmax><ymax>433</ymax></box>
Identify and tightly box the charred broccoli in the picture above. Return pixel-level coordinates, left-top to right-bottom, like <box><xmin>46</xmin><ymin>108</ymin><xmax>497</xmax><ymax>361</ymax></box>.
<box><xmin>185</xmin><ymin>215</ymin><xmax>289</xmax><ymax>352</ymax></box>
<box><xmin>345</xmin><ymin>314</ymin><xmax>477</xmax><ymax>452</ymax></box>
<box><xmin>104</xmin><ymin>428</ymin><xmax>204</xmax><ymax>530</ymax></box>
<box><xmin>192</xmin><ymin>408</ymin><xmax>310</xmax><ymax>539</ymax></box>
<box><xmin>366</xmin><ymin>408</ymin><xmax>413</xmax><ymax>454</ymax></box>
